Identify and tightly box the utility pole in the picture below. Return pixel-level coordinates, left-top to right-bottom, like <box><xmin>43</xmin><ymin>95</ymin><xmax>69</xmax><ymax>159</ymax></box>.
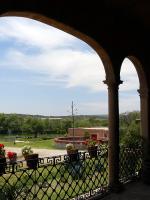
<box><xmin>67</xmin><ymin>101</ymin><xmax>78</xmax><ymax>143</ymax></box>
<box><xmin>71</xmin><ymin>101</ymin><xmax>75</xmax><ymax>138</ymax></box>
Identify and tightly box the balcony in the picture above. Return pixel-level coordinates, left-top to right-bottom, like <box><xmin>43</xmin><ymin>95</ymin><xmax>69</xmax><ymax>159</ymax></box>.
<box><xmin>103</xmin><ymin>181</ymin><xmax>150</xmax><ymax>200</ymax></box>
<box><xmin>0</xmin><ymin>147</ymin><xmax>142</xmax><ymax>199</ymax></box>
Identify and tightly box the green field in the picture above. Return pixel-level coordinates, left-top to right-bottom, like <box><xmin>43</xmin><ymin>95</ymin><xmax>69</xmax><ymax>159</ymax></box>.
<box><xmin>0</xmin><ymin>135</ymin><xmax>59</xmax><ymax>149</ymax></box>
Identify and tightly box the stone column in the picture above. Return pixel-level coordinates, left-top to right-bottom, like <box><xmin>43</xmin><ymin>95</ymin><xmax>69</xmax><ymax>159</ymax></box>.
<box><xmin>104</xmin><ymin>80</ymin><xmax>122</xmax><ymax>191</ymax></box>
<box><xmin>138</xmin><ymin>88</ymin><xmax>150</xmax><ymax>184</ymax></box>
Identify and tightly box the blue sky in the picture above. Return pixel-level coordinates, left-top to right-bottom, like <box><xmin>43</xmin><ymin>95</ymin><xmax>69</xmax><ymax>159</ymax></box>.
<box><xmin>0</xmin><ymin>17</ymin><xmax>140</xmax><ymax>116</ymax></box>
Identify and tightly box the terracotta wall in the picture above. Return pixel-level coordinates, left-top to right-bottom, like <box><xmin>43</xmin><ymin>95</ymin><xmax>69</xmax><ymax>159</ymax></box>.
<box><xmin>68</xmin><ymin>128</ymin><xmax>109</xmax><ymax>140</ymax></box>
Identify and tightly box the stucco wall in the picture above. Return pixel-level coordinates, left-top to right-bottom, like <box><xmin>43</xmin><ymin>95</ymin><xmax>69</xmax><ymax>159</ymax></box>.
<box><xmin>68</xmin><ymin>128</ymin><xmax>109</xmax><ymax>141</ymax></box>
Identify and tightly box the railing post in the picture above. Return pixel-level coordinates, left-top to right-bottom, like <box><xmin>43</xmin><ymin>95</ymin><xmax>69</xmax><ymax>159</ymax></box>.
<box><xmin>104</xmin><ymin>79</ymin><xmax>122</xmax><ymax>191</ymax></box>
<box><xmin>138</xmin><ymin>88</ymin><xmax>150</xmax><ymax>184</ymax></box>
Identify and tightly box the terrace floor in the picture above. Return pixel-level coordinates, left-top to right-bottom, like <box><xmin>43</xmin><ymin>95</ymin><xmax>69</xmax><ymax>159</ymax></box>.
<box><xmin>103</xmin><ymin>181</ymin><xmax>150</xmax><ymax>200</ymax></box>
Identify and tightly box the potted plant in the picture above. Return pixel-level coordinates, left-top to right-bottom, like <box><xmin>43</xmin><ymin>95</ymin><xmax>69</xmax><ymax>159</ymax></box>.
<box><xmin>22</xmin><ymin>146</ymin><xmax>38</xmax><ymax>169</ymax></box>
<box><xmin>0</xmin><ymin>144</ymin><xmax>6</xmax><ymax>175</ymax></box>
<box><xmin>7</xmin><ymin>151</ymin><xmax>17</xmax><ymax>164</ymax></box>
<box><xmin>85</xmin><ymin>139</ymin><xmax>98</xmax><ymax>158</ymax></box>
<box><xmin>66</xmin><ymin>143</ymin><xmax>79</xmax><ymax>162</ymax></box>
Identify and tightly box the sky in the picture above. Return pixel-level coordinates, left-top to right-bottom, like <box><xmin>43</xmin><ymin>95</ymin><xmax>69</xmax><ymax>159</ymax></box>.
<box><xmin>0</xmin><ymin>17</ymin><xmax>140</xmax><ymax>116</ymax></box>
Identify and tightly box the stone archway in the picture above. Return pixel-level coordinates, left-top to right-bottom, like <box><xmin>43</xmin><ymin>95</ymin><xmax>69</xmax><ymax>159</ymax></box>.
<box><xmin>120</xmin><ymin>56</ymin><xmax>149</xmax><ymax>183</ymax></box>
<box><xmin>125</xmin><ymin>56</ymin><xmax>148</xmax><ymax>140</ymax></box>
<box><xmin>0</xmin><ymin>0</ymin><xmax>149</xmax><ymax>194</ymax></box>
<box><xmin>0</xmin><ymin>12</ymin><xmax>121</xmax><ymax>189</ymax></box>
<box><xmin>127</xmin><ymin>56</ymin><xmax>148</xmax><ymax>92</ymax></box>
<box><xmin>119</xmin><ymin>55</ymin><xmax>149</xmax><ymax>143</ymax></box>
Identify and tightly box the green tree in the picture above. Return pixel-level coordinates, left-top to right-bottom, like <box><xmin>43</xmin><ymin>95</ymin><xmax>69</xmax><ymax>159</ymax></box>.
<box><xmin>0</xmin><ymin>113</ymin><xmax>7</xmax><ymax>134</ymax></box>
<box><xmin>120</xmin><ymin>111</ymin><xmax>141</xmax><ymax>148</ymax></box>
<box><xmin>31</xmin><ymin>118</ymin><xmax>44</xmax><ymax>138</ymax></box>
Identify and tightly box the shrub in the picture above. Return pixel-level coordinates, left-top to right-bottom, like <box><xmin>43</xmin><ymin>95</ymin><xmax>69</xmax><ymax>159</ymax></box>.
<box><xmin>85</xmin><ymin>139</ymin><xmax>97</xmax><ymax>147</ymax></box>
<box><xmin>21</xmin><ymin>146</ymin><xmax>33</xmax><ymax>157</ymax></box>
<box><xmin>66</xmin><ymin>143</ymin><xmax>76</xmax><ymax>151</ymax></box>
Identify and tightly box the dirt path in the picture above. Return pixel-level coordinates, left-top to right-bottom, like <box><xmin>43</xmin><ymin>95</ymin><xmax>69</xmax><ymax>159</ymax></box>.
<box><xmin>5</xmin><ymin>147</ymin><xmax>66</xmax><ymax>159</ymax></box>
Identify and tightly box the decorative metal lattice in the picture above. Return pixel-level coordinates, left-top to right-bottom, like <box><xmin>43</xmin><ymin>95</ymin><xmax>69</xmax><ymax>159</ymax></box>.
<box><xmin>0</xmin><ymin>146</ymin><xmax>142</xmax><ymax>199</ymax></box>
<box><xmin>0</xmin><ymin>148</ymin><xmax>108</xmax><ymax>200</ymax></box>
<box><xmin>119</xmin><ymin>147</ymin><xmax>143</xmax><ymax>183</ymax></box>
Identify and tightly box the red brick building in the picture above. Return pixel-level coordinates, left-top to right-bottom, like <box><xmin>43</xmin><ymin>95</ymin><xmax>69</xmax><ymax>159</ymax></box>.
<box><xmin>68</xmin><ymin>127</ymin><xmax>109</xmax><ymax>142</ymax></box>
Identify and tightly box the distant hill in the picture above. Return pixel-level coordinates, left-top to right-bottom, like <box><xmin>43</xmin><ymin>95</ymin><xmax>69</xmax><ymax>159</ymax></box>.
<box><xmin>2</xmin><ymin>113</ymin><xmax>108</xmax><ymax>119</ymax></box>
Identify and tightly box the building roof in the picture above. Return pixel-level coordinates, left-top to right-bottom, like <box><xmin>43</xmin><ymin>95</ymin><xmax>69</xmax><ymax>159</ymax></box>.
<box><xmin>69</xmin><ymin>127</ymin><xmax>109</xmax><ymax>131</ymax></box>
<box><xmin>83</xmin><ymin>127</ymin><xmax>109</xmax><ymax>130</ymax></box>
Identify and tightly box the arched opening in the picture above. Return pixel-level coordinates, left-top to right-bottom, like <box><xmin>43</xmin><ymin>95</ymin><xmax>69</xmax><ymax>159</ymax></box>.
<box><xmin>0</xmin><ymin>15</ymin><xmax>109</xmax><ymax>133</ymax></box>
<box><xmin>119</xmin><ymin>58</ymin><xmax>140</xmax><ymax>145</ymax></box>
<box><xmin>120</xmin><ymin>56</ymin><xmax>148</xmax><ymax>140</ymax></box>
<box><xmin>0</xmin><ymin>15</ymin><xmax>111</xmax><ymax>199</ymax></box>
<box><xmin>119</xmin><ymin>56</ymin><xmax>148</xmax><ymax>181</ymax></box>
<box><xmin>0</xmin><ymin>3</ymin><xmax>149</xmax><ymax>199</ymax></box>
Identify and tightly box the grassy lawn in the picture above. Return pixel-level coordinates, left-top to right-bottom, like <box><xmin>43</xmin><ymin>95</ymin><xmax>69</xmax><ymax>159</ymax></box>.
<box><xmin>0</xmin><ymin>135</ymin><xmax>60</xmax><ymax>149</ymax></box>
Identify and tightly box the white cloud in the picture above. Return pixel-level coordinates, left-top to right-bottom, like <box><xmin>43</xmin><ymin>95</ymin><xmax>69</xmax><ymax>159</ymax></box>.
<box><xmin>0</xmin><ymin>47</ymin><xmax>106</xmax><ymax>92</ymax></box>
<box><xmin>0</xmin><ymin>16</ymin><xmax>107</xmax><ymax>92</ymax></box>
<box><xmin>0</xmin><ymin>17</ymin><xmax>76</xmax><ymax>50</ymax></box>
<box><xmin>120</xmin><ymin>58</ymin><xmax>139</xmax><ymax>91</ymax></box>
<box><xmin>0</xmin><ymin>17</ymin><xmax>140</xmax><ymax>94</ymax></box>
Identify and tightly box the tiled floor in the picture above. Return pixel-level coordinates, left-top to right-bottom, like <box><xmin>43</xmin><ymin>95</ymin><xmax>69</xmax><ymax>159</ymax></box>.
<box><xmin>102</xmin><ymin>182</ymin><xmax>150</xmax><ymax>200</ymax></box>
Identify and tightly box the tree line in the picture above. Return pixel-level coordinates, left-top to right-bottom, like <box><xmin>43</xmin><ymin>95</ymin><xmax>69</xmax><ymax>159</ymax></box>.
<box><xmin>0</xmin><ymin>111</ymin><xmax>141</xmax><ymax>145</ymax></box>
<box><xmin>0</xmin><ymin>113</ymin><xmax>108</xmax><ymax>138</ymax></box>
<box><xmin>0</xmin><ymin>114</ymin><xmax>72</xmax><ymax>137</ymax></box>
<box><xmin>119</xmin><ymin>111</ymin><xmax>141</xmax><ymax>147</ymax></box>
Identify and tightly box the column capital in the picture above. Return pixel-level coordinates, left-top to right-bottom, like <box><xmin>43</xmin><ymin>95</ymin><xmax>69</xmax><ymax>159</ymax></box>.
<box><xmin>103</xmin><ymin>80</ymin><xmax>123</xmax><ymax>89</ymax></box>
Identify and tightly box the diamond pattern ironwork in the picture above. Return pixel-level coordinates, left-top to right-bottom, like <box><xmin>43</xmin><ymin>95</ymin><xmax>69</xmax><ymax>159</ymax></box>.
<box><xmin>0</xmin><ymin>149</ymin><xmax>108</xmax><ymax>200</ymax></box>
<box><xmin>119</xmin><ymin>147</ymin><xmax>143</xmax><ymax>183</ymax></box>
<box><xmin>0</xmin><ymin>146</ymin><xmax>142</xmax><ymax>199</ymax></box>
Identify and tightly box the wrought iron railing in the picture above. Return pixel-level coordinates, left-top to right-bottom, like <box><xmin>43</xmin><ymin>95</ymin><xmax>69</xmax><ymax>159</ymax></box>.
<box><xmin>0</xmin><ymin>148</ymin><xmax>108</xmax><ymax>200</ymax></box>
<box><xmin>0</xmin><ymin>146</ymin><xmax>143</xmax><ymax>200</ymax></box>
<box><xmin>119</xmin><ymin>147</ymin><xmax>143</xmax><ymax>183</ymax></box>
